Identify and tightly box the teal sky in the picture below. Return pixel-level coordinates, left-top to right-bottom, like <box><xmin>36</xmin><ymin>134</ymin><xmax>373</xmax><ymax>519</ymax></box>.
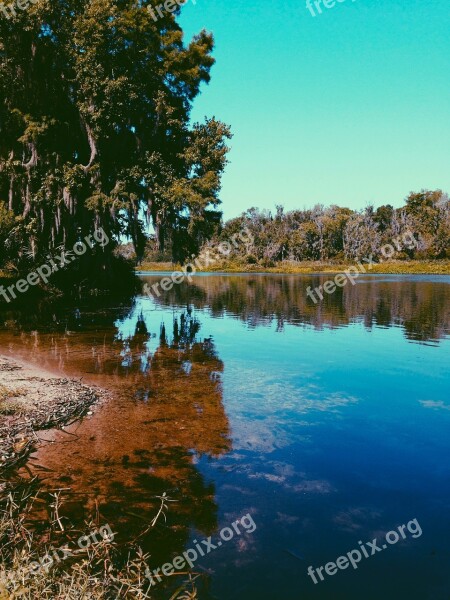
<box><xmin>179</xmin><ymin>0</ymin><xmax>450</xmax><ymax>220</ymax></box>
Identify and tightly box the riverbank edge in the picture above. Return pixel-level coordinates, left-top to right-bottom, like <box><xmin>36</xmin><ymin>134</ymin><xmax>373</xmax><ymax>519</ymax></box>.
<box><xmin>0</xmin><ymin>354</ymin><xmax>104</xmax><ymax>475</ymax></box>
<box><xmin>136</xmin><ymin>260</ymin><xmax>450</xmax><ymax>275</ymax></box>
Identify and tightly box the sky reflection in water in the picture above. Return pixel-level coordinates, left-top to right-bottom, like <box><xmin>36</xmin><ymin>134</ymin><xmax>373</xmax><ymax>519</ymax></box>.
<box><xmin>0</xmin><ymin>274</ymin><xmax>449</xmax><ymax>599</ymax></box>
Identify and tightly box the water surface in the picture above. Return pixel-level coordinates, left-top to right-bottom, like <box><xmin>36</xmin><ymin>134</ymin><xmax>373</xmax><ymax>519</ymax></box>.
<box><xmin>0</xmin><ymin>274</ymin><xmax>449</xmax><ymax>599</ymax></box>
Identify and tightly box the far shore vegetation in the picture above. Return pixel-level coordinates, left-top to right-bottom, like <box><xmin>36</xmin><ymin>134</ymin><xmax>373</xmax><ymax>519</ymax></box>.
<box><xmin>135</xmin><ymin>259</ymin><xmax>450</xmax><ymax>275</ymax></box>
<box><xmin>128</xmin><ymin>189</ymin><xmax>450</xmax><ymax>276</ymax></box>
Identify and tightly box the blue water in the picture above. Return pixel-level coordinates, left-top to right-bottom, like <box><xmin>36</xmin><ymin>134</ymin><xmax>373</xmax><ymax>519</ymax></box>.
<box><xmin>1</xmin><ymin>273</ymin><xmax>449</xmax><ymax>599</ymax></box>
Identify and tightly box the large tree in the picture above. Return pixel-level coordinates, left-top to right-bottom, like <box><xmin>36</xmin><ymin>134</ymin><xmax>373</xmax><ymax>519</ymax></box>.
<box><xmin>0</xmin><ymin>0</ymin><xmax>231</xmax><ymax>274</ymax></box>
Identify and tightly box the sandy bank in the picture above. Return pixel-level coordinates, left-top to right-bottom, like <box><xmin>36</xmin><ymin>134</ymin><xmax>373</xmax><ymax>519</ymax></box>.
<box><xmin>0</xmin><ymin>355</ymin><xmax>102</xmax><ymax>473</ymax></box>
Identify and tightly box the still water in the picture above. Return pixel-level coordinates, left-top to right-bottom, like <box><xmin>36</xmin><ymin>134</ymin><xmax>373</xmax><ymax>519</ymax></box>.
<box><xmin>0</xmin><ymin>273</ymin><xmax>449</xmax><ymax>599</ymax></box>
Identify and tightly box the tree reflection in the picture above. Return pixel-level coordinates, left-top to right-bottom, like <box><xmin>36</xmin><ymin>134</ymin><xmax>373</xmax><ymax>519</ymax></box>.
<box><xmin>3</xmin><ymin>305</ymin><xmax>230</xmax><ymax>580</ymax></box>
<box><xmin>143</xmin><ymin>274</ymin><xmax>449</xmax><ymax>343</ymax></box>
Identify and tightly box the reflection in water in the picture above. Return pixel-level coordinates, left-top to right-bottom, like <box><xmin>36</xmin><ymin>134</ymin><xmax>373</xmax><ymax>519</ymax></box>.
<box><xmin>1</xmin><ymin>305</ymin><xmax>230</xmax><ymax>589</ymax></box>
<box><xmin>0</xmin><ymin>274</ymin><xmax>449</xmax><ymax>599</ymax></box>
<box><xmin>144</xmin><ymin>274</ymin><xmax>449</xmax><ymax>343</ymax></box>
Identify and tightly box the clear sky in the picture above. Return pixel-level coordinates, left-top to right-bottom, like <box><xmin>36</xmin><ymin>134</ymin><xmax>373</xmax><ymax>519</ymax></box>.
<box><xmin>179</xmin><ymin>0</ymin><xmax>450</xmax><ymax>220</ymax></box>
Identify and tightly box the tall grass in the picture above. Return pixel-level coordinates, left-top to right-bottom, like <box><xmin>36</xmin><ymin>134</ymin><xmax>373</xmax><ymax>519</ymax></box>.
<box><xmin>0</xmin><ymin>487</ymin><xmax>197</xmax><ymax>599</ymax></box>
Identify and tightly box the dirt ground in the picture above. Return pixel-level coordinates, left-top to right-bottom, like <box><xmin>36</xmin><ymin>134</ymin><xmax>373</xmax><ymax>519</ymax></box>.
<box><xmin>0</xmin><ymin>354</ymin><xmax>102</xmax><ymax>473</ymax></box>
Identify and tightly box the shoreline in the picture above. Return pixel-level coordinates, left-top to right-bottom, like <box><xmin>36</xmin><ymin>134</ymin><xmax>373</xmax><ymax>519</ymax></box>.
<box><xmin>137</xmin><ymin>260</ymin><xmax>450</xmax><ymax>275</ymax></box>
<box><xmin>0</xmin><ymin>355</ymin><xmax>103</xmax><ymax>474</ymax></box>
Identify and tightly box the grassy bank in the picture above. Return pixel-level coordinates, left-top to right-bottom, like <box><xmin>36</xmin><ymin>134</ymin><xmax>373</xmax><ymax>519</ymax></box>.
<box><xmin>137</xmin><ymin>260</ymin><xmax>450</xmax><ymax>275</ymax></box>
<box><xmin>0</xmin><ymin>489</ymin><xmax>197</xmax><ymax>599</ymax></box>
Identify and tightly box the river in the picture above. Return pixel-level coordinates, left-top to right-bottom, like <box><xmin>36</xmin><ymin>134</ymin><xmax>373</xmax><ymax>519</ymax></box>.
<box><xmin>0</xmin><ymin>273</ymin><xmax>449</xmax><ymax>599</ymax></box>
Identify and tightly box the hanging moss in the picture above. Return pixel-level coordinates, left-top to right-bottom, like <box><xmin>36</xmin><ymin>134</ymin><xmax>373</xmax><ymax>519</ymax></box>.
<box><xmin>0</xmin><ymin>0</ymin><xmax>231</xmax><ymax>276</ymax></box>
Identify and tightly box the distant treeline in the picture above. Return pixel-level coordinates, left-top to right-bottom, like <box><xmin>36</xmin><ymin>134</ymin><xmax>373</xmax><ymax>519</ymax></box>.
<box><xmin>113</xmin><ymin>189</ymin><xmax>450</xmax><ymax>267</ymax></box>
<box><xmin>140</xmin><ymin>189</ymin><xmax>449</xmax><ymax>266</ymax></box>
<box><xmin>207</xmin><ymin>189</ymin><xmax>449</xmax><ymax>266</ymax></box>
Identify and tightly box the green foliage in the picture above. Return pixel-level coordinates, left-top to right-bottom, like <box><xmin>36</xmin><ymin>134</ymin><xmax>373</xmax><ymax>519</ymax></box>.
<box><xmin>205</xmin><ymin>190</ymin><xmax>449</xmax><ymax>265</ymax></box>
<box><xmin>0</xmin><ymin>0</ymin><xmax>230</xmax><ymax>277</ymax></box>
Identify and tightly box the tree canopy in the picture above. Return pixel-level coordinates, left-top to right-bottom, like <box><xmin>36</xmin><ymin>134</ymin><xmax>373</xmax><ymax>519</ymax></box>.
<box><xmin>0</xmin><ymin>0</ymin><xmax>231</xmax><ymax>276</ymax></box>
